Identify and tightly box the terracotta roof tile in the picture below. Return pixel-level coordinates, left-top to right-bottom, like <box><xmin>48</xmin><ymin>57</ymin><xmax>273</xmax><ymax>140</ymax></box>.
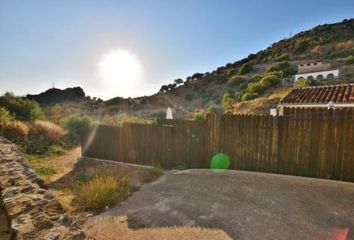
<box><xmin>280</xmin><ymin>84</ymin><xmax>354</xmax><ymax>104</ymax></box>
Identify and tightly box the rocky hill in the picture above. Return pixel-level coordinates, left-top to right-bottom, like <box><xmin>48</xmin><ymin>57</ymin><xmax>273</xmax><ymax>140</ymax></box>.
<box><xmin>26</xmin><ymin>18</ymin><xmax>354</xmax><ymax>118</ymax></box>
<box><xmin>26</xmin><ymin>87</ymin><xmax>86</xmax><ymax>105</ymax></box>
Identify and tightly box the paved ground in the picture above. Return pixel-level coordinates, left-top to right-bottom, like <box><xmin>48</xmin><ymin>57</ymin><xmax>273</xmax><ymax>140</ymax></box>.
<box><xmin>104</xmin><ymin>169</ymin><xmax>354</xmax><ymax>240</ymax></box>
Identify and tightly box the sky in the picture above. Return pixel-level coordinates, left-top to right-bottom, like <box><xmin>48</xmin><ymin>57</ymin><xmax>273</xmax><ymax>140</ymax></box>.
<box><xmin>1</xmin><ymin>0</ymin><xmax>354</xmax><ymax>100</ymax></box>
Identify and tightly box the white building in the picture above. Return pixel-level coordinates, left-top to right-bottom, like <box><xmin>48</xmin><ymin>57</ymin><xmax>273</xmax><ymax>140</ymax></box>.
<box><xmin>294</xmin><ymin>62</ymin><xmax>339</xmax><ymax>82</ymax></box>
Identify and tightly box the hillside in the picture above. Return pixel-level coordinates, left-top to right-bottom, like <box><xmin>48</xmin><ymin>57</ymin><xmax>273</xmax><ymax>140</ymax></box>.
<box><xmin>25</xmin><ymin>87</ymin><xmax>102</xmax><ymax>117</ymax></box>
<box><xmin>27</xmin><ymin>18</ymin><xmax>354</xmax><ymax>119</ymax></box>
<box><xmin>103</xmin><ymin>18</ymin><xmax>354</xmax><ymax>118</ymax></box>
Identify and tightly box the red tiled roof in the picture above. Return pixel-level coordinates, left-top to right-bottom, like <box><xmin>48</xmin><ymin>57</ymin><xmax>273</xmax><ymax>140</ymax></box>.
<box><xmin>280</xmin><ymin>84</ymin><xmax>354</xmax><ymax>104</ymax></box>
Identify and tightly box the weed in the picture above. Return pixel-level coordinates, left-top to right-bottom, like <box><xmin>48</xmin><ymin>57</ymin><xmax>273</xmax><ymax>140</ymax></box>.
<box><xmin>35</xmin><ymin>166</ymin><xmax>57</xmax><ymax>176</ymax></box>
<box><xmin>75</xmin><ymin>175</ymin><xmax>129</xmax><ymax>211</ymax></box>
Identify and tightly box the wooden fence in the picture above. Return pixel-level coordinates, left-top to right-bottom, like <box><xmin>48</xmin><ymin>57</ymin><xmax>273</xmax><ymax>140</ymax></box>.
<box><xmin>81</xmin><ymin>108</ymin><xmax>354</xmax><ymax>182</ymax></box>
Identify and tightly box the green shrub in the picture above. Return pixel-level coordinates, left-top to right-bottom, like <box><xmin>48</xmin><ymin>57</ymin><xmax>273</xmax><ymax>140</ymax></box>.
<box><xmin>242</xmin><ymin>92</ymin><xmax>259</xmax><ymax>101</ymax></box>
<box><xmin>49</xmin><ymin>104</ymin><xmax>71</xmax><ymax>123</ymax></box>
<box><xmin>228</xmin><ymin>76</ymin><xmax>244</xmax><ymax>88</ymax></box>
<box><xmin>0</xmin><ymin>94</ymin><xmax>45</xmax><ymax>121</ymax></box>
<box><xmin>239</xmin><ymin>63</ymin><xmax>253</xmax><ymax>75</ymax></box>
<box><xmin>193</xmin><ymin>109</ymin><xmax>206</xmax><ymax>120</ymax></box>
<box><xmin>266</xmin><ymin>62</ymin><xmax>296</xmax><ymax>77</ymax></box>
<box><xmin>63</xmin><ymin>115</ymin><xmax>94</xmax><ymax>135</ymax></box>
<box><xmin>345</xmin><ymin>55</ymin><xmax>354</xmax><ymax>64</ymax></box>
<box><xmin>150</xmin><ymin>111</ymin><xmax>166</xmax><ymax>120</ymax></box>
<box><xmin>116</xmin><ymin>115</ymin><xmax>152</xmax><ymax>127</ymax></box>
<box><xmin>260</xmin><ymin>73</ymin><xmax>281</xmax><ymax>87</ymax></box>
<box><xmin>294</xmin><ymin>39</ymin><xmax>310</xmax><ymax>53</ymax></box>
<box><xmin>275</xmin><ymin>53</ymin><xmax>289</xmax><ymax>61</ymax></box>
<box><xmin>3</xmin><ymin>120</ymin><xmax>29</xmax><ymax>143</ymax></box>
<box><xmin>0</xmin><ymin>107</ymin><xmax>13</xmax><ymax>133</ymax></box>
<box><xmin>30</xmin><ymin>120</ymin><xmax>67</xmax><ymax>144</ymax></box>
<box><xmin>222</xmin><ymin>92</ymin><xmax>233</xmax><ymax>112</ymax></box>
<box><xmin>252</xmin><ymin>75</ymin><xmax>262</xmax><ymax>82</ymax></box>
<box><xmin>34</xmin><ymin>166</ymin><xmax>57</xmax><ymax>176</ymax></box>
<box><xmin>247</xmin><ymin>82</ymin><xmax>266</xmax><ymax>94</ymax></box>
<box><xmin>237</xmin><ymin>82</ymin><xmax>248</xmax><ymax>91</ymax></box>
<box><xmin>75</xmin><ymin>175</ymin><xmax>129</xmax><ymax>210</ymax></box>
<box><xmin>48</xmin><ymin>145</ymin><xmax>66</xmax><ymax>155</ymax></box>
<box><xmin>295</xmin><ymin>78</ymin><xmax>312</xmax><ymax>87</ymax></box>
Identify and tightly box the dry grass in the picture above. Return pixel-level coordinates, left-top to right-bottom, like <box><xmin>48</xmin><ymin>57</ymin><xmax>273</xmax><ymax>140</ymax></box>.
<box><xmin>48</xmin><ymin>158</ymin><xmax>163</xmax><ymax>216</ymax></box>
<box><xmin>31</xmin><ymin>120</ymin><xmax>67</xmax><ymax>144</ymax></box>
<box><xmin>84</xmin><ymin>216</ymin><xmax>231</xmax><ymax>240</ymax></box>
<box><xmin>3</xmin><ymin>120</ymin><xmax>29</xmax><ymax>142</ymax></box>
<box><xmin>75</xmin><ymin>175</ymin><xmax>129</xmax><ymax>211</ymax></box>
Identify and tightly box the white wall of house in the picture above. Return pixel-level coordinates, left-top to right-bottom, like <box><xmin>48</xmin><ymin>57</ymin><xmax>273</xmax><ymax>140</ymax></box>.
<box><xmin>295</xmin><ymin>69</ymin><xmax>339</xmax><ymax>82</ymax></box>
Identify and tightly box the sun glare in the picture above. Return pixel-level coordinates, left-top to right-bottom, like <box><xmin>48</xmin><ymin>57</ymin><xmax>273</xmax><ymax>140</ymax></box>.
<box><xmin>98</xmin><ymin>49</ymin><xmax>143</xmax><ymax>90</ymax></box>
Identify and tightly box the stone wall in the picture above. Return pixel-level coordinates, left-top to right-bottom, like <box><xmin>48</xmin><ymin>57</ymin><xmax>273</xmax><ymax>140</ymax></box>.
<box><xmin>0</xmin><ymin>137</ymin><xmax>85</xmax><ymax>240</ymax></box>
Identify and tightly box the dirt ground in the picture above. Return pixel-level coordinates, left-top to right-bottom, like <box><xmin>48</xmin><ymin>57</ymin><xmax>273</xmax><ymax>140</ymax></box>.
<box><xmin>84</xmin><ymin>215</ymin><xmax>231</xmax><ymax>240</ymax></box>
<box><xmin>101</xmin><ymin>169</ymin><xmax>354</xmax><ymax>240</ymax></box>
<box><xmin>40</xmin><ymin>147</ymin><xmax>81</xmax><ymax>183</ymax></box>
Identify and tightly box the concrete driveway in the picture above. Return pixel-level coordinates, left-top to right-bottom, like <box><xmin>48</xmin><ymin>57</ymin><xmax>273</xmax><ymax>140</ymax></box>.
<box><xmin>104</xmin><ymin>169</ymin><xmax>354</xmax><ymax>240</ymax></box>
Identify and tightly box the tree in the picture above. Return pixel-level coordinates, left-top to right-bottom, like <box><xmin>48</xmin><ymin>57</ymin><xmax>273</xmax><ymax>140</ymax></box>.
<box><xmin>159</xmin><ymin>85</ymin><xmax>168</xmax><ymax>93</ymax></box>
<box><xmin>222</xmin><ymin>92</ymin><xmax>233</xmax><ymax>112</ymax></box>
<box><xmin>49</xmin><ymin>104</ymin><xmax>70</xmax><ymax>123</ymax></box>
<box><xmin>63</xmin><ymin>115</ymin><xmax>94</xmax><ymax>135</ymax></box>
<box><xmin>167</xmin><ymin>83</ymin><xmax>177</xmax><ymax>91</ymax></box>
<box><xmin>238</xmin><ymin>63</ymin><xmax>253</xmax><ymax>75</ymax></box>
<box><xmin>174</xmin><ymin>78</ymin><xmax>184</xmax><ymax>85</ymax></box>
<box><xmin>191</xmin><ymin>73</ymin><xmax>204</xmax><ymax>80</ymax></box>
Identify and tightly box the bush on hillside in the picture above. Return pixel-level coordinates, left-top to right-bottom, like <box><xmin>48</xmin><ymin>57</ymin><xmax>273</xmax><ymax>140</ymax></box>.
<box><xmin>294</xmin><ymin>39</ymin><xmax>310</xmax><ymax>53</ymax></box>
<box><xmin>345</xmin><ymin>55</ymin><xmax>354</xmax><ymax>64</ymax></box>
<box><xmin>241</xmin><ymin>71</ymin><xmax>282</xmax><ymax>101</ymax></box>
<box><xmin>49</xmin><ymin>104</ymin><xmax>71</xmax><ymax>123</ymax></box>
<box><xmin>294</xmin><ymin>79</ymin><xmax>312</xmax><ymax>88</ymax></box>
<box><xmin>222</xmin><ymin>92</ymin><xmax>233</xmax><ymax>112</ymax></box>
<box><xmin>275</xmin><ymin>53</ymin><xmax>289</xmax><ymax>61</ymax></box>
<box><xmin>3</xmin><ymin>120</ymin><xmax>29</xmax><ymax>143</ymax></box>
<box><xmin>265</xmin><ymin>62</ymin><xmax>296</xmax><ymax>77</ymax></box>
<box><xmin>116</xmin><ymin>115</ymin><xmax>152</xmax><ymax>127</ymax></box>
<box><xmin>228</xmin><ymin>76</ymin><xmax>245</xmax><ymax>88</ymax></box>
<box><xmin>63</xmin><ymin>115</ymin><xmax>94</xmax><ymax>135</ymax></box>
<box><xmin>30</xmin><ymin>120</ymin><xmax>67</xmax><ymax>144</ymax></box>
<box><xmin>0</xmin><ymin>94</ymin><xmax>45</xmax><ymax>121</ymax></box>
<box><xmin>0</xmin><ymin>107</ymin><xmax>13</xmax><ymax>133</ymax></box>
<box><xmin>150</xmin><ymin>111</ymin><xmax>166</xmax><ymax>121</ymax></box>
<box><xmin>193</xmin><ymin>109</ymin><xmax>206</xmax><ymax>120</ymax></box>
<box><xmin>252</xmin><ymin>75</ymin><xmax>262</xmax><ymax>82</ymax></box>
<box><xmin>238</xmin><ymin>63</ymin><xmax>253</xmax><ymax>75</ymax></box>
<box><xmin>241</xmin><ymin>92</ymin><xmax>259</xmax><ymax>101</ymax></box>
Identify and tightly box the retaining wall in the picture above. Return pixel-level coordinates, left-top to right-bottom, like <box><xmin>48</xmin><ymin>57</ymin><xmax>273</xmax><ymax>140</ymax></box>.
<box><xmin>0</xmin><ymin>137</ymin><xmax>85</xmax><ymax>240</ymax></box>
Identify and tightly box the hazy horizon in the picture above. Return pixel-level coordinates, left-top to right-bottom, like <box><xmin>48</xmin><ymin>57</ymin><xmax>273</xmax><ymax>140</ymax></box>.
<box><xmin>1</xmin><ymin>0</ymin><xmax>354</xmax><ymax>100</ymax></box>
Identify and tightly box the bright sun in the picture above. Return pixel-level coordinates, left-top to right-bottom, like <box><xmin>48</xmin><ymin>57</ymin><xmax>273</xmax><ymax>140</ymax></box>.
<box><xmin>98</xmin><ymin>49</ymin><xmax>143</xmax><ymax>89</ymax></box>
